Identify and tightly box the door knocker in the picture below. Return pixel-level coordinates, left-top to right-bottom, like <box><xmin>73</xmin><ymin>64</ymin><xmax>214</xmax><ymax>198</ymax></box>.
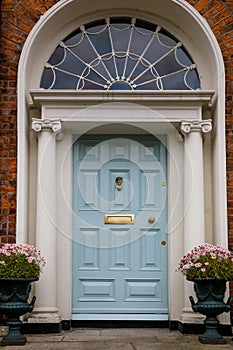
<box><xmin>115</xmin><ymin>177</ymin><xmax>123</xmax><ymax>191</ymax></box>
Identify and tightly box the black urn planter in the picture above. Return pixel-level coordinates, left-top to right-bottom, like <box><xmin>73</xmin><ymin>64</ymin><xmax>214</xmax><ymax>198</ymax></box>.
<box><xmin>189</xmin><ymin>278</ymin><xmax>233</xmax><ymax>344</ymax></box>
<box><xmin>0</xmin><ymin>278</ymin><xmax>38</xmax><ymax>346</ymax></box>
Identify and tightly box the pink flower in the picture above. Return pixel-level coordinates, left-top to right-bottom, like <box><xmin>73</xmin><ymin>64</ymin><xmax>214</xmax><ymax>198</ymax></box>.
<box><xmin>200</xmin><ymin>250</ymin><xmax>206</xmax><ymax>256</ymax></box>
<box><xmin>195</xmin><ymin>263</ymin><xmax>202</xmax><ymax>268</ymax></box>
<box><xmin>26</xmin><ymin>257</ymin><xmax>34</xmax><ymax>263</ymax></box>
<box><xmin>183</xmin><ymin>264</ymin><xmax>191</xmax><ymax>270</ymax></box>
<box><xmin>177</xmin><ymin>243</ymin><xmax>233</xmax><ymax>279</ymax></box>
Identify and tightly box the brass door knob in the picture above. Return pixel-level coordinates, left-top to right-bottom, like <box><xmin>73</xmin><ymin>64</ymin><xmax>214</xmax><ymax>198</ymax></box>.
<box><xmin>148</xmin><ymin>216</ymin><xmax>155</xmax><ymax>224</ymax></box>
<box><xmin>161</xmin><ymin>240</ymin><xmax>167</xmax><ymax>246</ymax></box>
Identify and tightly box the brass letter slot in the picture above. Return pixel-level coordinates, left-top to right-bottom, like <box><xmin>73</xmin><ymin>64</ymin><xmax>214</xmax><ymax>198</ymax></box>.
<box><xmin>104</xmin><ymin>214</ymin><xmax>135</xmax><ymax>224</ymax></box>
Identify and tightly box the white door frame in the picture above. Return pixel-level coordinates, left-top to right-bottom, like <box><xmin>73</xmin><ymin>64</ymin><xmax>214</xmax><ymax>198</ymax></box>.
<box><xmin>26</xmin><ymin>89</ymin><xmax>219</xmax><ymax>324</ymax></box>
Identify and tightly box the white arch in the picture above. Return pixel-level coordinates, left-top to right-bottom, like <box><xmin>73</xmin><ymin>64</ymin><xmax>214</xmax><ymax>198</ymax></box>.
<box><xmin>17</xmin><ymin>0</ymin><xmax>226</xmax><ymax>248</ymax></box>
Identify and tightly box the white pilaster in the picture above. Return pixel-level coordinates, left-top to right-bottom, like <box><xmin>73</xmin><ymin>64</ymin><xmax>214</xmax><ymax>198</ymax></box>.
<box><xmin>180</xmin><ymin>119</ymin><xmax>212</xmax><ymax>323</ymax></box>
<box><xmin>29</xmin><ymin>118</ymin><xmax>62</xmax><ymax>324</ymax></box>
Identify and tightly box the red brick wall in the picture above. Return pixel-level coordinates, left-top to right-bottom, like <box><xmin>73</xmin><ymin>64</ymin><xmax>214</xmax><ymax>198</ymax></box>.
<box><xmin>0</xmin><ymin>1</ymin><xmax>58</xmax><ymax>242</ymax></box>
<box><xmin>187</xmin><ymin>4</ymin><xmax>233</xmax><ymax>248</ymax></box>
<box><xmin>0</xmin><ymin>0</ymin><xmax>233</xmax><ymax>292</ymax></box>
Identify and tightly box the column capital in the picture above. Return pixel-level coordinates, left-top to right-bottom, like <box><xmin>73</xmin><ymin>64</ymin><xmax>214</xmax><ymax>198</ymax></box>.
<box><xmin>32</xmin><ymin>118</ymin><xmax>62</xmax><ymax>134</ymax></box>
<box><xmin>181</xmin><ymin>119</ymin><xmax>212</xmax><ymax>136</ymax></box>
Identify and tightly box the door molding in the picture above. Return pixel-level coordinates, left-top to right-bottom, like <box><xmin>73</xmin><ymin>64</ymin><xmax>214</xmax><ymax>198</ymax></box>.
<box><xmin>28</xmin><ymin>90</ymin><xmax>219</xmax><ymax>324</ymax></box>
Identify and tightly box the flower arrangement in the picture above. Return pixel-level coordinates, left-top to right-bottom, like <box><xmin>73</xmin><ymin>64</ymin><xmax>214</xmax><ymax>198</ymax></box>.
<box><xmin>177</xmin><ymin>243</ymin><xmax>233</xmax><ymax>280</ymax></box>
<box><xmin>0</xmin><ymin>243</ymin><xmax>46</xmax><ymax>279</ymax></box>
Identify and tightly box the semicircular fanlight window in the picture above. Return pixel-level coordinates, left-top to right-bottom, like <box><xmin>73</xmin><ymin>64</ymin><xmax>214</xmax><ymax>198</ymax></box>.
<box><xmin>40</xmin><ymin>17</ymin><xmax>200</xmax><ymax>91</ymax></box>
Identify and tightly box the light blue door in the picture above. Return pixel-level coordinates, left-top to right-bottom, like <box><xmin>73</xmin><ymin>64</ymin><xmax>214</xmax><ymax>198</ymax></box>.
<box><xmin>72</xmin><ymin>136</ymin><xmax>168</xmax><ymax>318</ymax></box>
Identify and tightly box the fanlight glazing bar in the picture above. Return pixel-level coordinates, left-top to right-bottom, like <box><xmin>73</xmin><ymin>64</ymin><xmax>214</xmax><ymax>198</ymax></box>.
<box><xmin>40</xmin><ymin>17</ymin><xmax>200</xmax><ymax>91</ymax></box>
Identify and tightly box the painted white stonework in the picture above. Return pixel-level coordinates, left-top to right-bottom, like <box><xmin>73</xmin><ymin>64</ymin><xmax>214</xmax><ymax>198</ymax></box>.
<box><xmin>28</xmin><ymin>90</ymin><xmax>221</xmax><ymax>323</ymax></box>
<box><xmin>29</xmin><ymin>119</ymin><xmax>62</xmax><ymax>323</ymax></box>
<box><xmin>180</xmin><ymin>120</ymin><xmax>211</xmax><ymax>323</ymax></box>
<box><xmin>17</xmin><ymin>0</ymin><xmax>229</xmax><ymax>326</ymax></box>
<box><xmin>181</xmin><ymin>120</ymin><xmax>212</xmax><ymax>135</ymax></box>
<box><xmin>31</xmin><ymin>118</ymin><xmax>62</xmax><ymax>134</ymax></box>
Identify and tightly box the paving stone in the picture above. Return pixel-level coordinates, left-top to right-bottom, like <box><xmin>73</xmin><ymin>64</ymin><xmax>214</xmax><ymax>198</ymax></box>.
<box><xmin>1</xmin><ymin>328</ymin><xmax>233</xmax><ymax>350</ymax></box>
<box><xmin>66</xmin><ymin>341</ymin><xmax>134</xmax><ymax>350</ymax></box>
<box><xmin>132</xmin><ymin>342</ymin><xmax>168</xmax><ymax>350</ymax></box>
<box><xmin>27</xmin><ymin>335</ymin><xmax>64</xmax><ymax>343</ymax></box>
<box><xmin>5</xmin><ymin>341</ymin><xmax>134</xmax><ymax>350</ymax></box>
<box><xmin>100</xmin><ymin>328</ymin><xmax>158</xmax><ymax>340</ymax></box>
<box><xmin>62</xmin><ymin>329</ymin><xmax>101</xmax><ymax>341</ymax></box>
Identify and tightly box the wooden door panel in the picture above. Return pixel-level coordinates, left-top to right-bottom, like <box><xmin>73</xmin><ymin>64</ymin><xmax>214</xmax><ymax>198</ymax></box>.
<box><xmin>72</xmin><ymin>136</ymin><xmax>168</xmax><ymax>316</ymax></box>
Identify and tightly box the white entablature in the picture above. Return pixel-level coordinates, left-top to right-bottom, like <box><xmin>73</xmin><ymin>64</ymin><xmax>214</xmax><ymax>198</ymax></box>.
<box><xmin>30</xmin><ymin>90</ymin><xmax>214</xmax><ymax>127</ymax></box>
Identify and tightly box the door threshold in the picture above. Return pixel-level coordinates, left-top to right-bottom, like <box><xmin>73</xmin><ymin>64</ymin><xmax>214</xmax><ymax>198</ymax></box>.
<box><xmin>72</xmin><ymin>314</ymin><xmax>169</xmax><ymax>321</ymax></box>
